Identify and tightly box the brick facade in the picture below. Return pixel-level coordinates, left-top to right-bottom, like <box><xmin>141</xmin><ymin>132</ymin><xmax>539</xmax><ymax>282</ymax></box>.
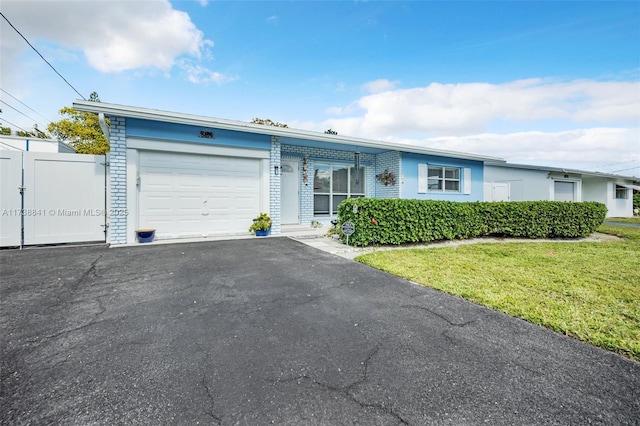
<box><xmin>281</xmin><ymin>144</ymin><xmax>378</xmax><ymax>226</ymax></box>
<box><xmin>270</xmin><ymin>136</ymin><xmax>281</xmax><ymax>235</ymax></box>
<box><xmin>375</xmin><ymin>151</ymin><xmax>402</xmax><ymax>198</ymax></box>
<box><xmin>108</xmin><ymin>117</ymin><xmax>127</xmax><ymax>245</ymax></box>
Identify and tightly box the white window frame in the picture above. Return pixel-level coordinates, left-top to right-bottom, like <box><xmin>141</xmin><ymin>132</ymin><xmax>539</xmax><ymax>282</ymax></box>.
<box><xmin>615</xmin><ymin>184</ymin><xmax>629</xmax><ymax>199</ymax></box>
<box><xmin>313</xmin><ymin>163</ymin><xmax>365</xmax><ymax>217</ymax></box>
<box><xmin>419</xmin><ymin>164</ymin><xmax>470</xmax><ymax>194</ymax></box>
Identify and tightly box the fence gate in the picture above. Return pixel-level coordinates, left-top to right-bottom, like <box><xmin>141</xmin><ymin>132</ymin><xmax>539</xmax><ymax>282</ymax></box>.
<box><xmin>0</xmin><ymin>151</ymin><xmax>107</xmax><ymax>247</ymax></box>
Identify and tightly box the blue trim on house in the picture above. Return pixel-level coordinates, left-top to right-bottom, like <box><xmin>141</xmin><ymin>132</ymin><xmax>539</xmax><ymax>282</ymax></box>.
<box><xmin>126</xmin><ymin>118</ymin><xmax>271</xmax><ymax>151</ymax></box>
<box><xmin>401</xmin><ymin>152</ymin><xmax>484</xmax><ymax>201</ymax></box>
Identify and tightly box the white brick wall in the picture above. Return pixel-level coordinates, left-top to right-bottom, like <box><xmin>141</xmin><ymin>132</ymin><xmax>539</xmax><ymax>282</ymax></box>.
<box><xmin>108</xmin><ymin>117</ymin><xmax>127</xmax><ymax>245</ymax></box>
<box><xmin>281</xmin><ymin>145</ymin><xmax>377</xmax><ymax>226</ymax></box>
<box><xmin>375</xmin><ymin>151</ymin><xmax>401</xmax><ymax>198</ymax></box>
<box><xmin>270</xmin><ymin>137</ymin><xmax>281</xmax><ymax>235</ymax></box>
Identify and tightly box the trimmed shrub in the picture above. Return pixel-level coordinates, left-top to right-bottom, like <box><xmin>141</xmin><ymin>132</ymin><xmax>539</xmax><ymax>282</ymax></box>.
<box><xmin>336</xmin><ymin>198</ymin><xmax>607</xmax><ymax>246</ymax></box>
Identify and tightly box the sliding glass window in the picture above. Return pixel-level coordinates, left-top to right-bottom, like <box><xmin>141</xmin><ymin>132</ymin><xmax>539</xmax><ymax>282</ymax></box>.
<box><xmin>313</xmin><ymin>163</ymin><xmax>365</xmax><ymax>216</ymax></box>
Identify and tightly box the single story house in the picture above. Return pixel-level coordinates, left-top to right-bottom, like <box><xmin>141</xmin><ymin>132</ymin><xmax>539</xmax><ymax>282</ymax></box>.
<box><xmin>73</xmin><ymin>101</ymin><xmax>502</xmax><ymax>245</ymax></box>
<box><xmin>484</xmin><ymin>162</ymin><xmax>639</xmax><ymax>217</ymax></box>
<box><xmin>0</xmin><ymin>134</ymin><xmax>75</xmax><ymax>153</ymax></box>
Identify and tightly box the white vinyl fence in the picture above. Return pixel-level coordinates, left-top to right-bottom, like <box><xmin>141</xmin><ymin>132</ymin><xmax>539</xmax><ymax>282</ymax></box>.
<box><xmin>0</xmin><ymin>151</ymin><xmax>107</xmax><ymax>247</ymax></box>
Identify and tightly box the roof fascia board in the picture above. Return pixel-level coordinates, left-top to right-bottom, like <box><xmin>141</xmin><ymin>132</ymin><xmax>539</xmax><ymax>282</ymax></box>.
<box><xmin>73</xmin><ymin>100</ymin><xmax>504</xmax><ymax>163</ymax></box>
<box><xmin>486</xmin><ymin>161</ymin><xmax>638</xmax><ymax>181</ymax></box>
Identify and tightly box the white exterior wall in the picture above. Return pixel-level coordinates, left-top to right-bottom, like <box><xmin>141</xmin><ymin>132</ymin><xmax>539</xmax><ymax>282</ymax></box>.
<box><xmin>486</xmin><ymin>166</ymin><xmax>635</xmax><ymax>217</ymax></box>
<box><xmin>605</xmin><ymin>181</ymin><xmax>634</xmax><ymax>218</ymax></box>
<box><xmin>484</xmin><ymin>166</ymin><xmax>551</xmax><ymax>201</ymax></box>
<box><xmin>582</xmin><ymin>177</ymin><xmax>607</xmax><ymax>204</ymax></box>
<box><xmin>0</xmin><ymin>135</ymin><xmax>75</xmax><ymax>153</ymax></box>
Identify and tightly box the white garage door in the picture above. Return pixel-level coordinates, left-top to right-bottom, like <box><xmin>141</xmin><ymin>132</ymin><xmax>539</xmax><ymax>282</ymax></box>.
<box><xmin>138</xmin><ymin>151</ymin><xmax>262</xmax><ymax>239</ymax></box>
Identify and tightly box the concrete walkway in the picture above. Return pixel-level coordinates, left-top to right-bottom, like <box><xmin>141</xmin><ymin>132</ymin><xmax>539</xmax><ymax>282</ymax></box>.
<box><xmin>284</xmin><ymin>226</ymin><xmax>625</xmax><ymax>260</ymax></box>
<box><xmin>604</xmin><ymin>220</ymin><xmax>640</xmax><ymax>228</ymax></box>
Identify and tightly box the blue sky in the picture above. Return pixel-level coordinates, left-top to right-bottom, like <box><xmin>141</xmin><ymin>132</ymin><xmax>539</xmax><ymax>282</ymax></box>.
<box><xmin>1</xmin><ymin>0</ymin><xmax>639</xmax><ymax>176</ymax></box>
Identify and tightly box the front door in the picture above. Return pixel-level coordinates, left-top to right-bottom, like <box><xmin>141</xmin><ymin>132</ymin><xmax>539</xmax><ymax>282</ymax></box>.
<box><xmin>281</xmin><ymin>160</ymin><xmax>299</xmax><ymax>224</ymax></box>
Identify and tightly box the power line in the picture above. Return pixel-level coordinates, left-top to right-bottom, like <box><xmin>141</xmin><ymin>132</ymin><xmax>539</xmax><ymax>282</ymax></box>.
<box><xmin>594</xmin><ymin>159</ymin><xmax>636</xmax><ymax>168</ymax></box>
<box><xmin>0</xmin><ymin>140</ymin><xmax>22</xmax><ymax>151</ymax></box>
<box><xmin>0</xmin><ymin>117</ymin><xmax>31</xmax><ymax>134</ymax></box>
<box><xmin>611</xmin><ymin>165</ymin><xmax>640</xmax><ymax>173</ymax></box>
<box><xmin>0</xmin><ymin>12</ymin><xmax>86</xmax><ymax>101</ymax></box>
<box><xmin>0</xmin><ymin>117</ymin><xmax>68</xmax><ymax>146</ymax></box>
<box><xmin>0</xmin><ymin>100</ymin><xmax>48</xmax><ymax>129</ymax></box>
<box><xmin>0</xmin><ymin>88</ymin><xmax>54</xmax><ymax>124</ymax></box>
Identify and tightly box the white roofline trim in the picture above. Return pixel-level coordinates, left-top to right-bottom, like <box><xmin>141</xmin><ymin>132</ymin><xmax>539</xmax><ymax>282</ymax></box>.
<box><xmin>486</xmin><ymin>161</ymin><xmax>639</xmax><ymax>181</ymax></box>
<box><xmin>73</xmin><ymin>100</ymin><xmax>505</xmax><ymax>163</ymax></box>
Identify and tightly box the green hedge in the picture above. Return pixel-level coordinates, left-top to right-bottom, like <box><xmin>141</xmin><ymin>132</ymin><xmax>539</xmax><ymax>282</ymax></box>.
<box><xmin>336</xmin><ymin>198</ymin><xmax>607</xmax><ymax>246</ymax></box>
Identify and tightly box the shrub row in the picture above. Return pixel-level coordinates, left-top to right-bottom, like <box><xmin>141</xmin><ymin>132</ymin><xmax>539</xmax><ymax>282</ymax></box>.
<box><xmin>336</xmin><ymin>198</ymin><xmax>607</xmax><ymax>246</ymax></box>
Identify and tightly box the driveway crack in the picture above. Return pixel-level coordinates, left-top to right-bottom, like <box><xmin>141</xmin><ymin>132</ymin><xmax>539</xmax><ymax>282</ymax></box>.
<box><xmin>201</xmin><ymin>374</ymin><xmax>222</xmax><ymax>425</ymax></box>
<box><xmin>266</xmin><ymin>344</ymin><xmax>412</xmax><ymax>424</ymax></box>
<box><xmin>401</xmin><ymin>304</ymin><xmax>475</xmax><ymax>327</ymax></box>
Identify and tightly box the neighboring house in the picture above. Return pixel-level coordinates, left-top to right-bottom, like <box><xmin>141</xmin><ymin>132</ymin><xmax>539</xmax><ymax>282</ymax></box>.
<box><xmin>73</xmin><ymin>101</ymin><xmax>502</xmax><ymax>245</ymax></box>
<box><xmin>0</xmin><ymin>134</ymin><xmax>75</xmax><ymax>153</ymax></box>
<box><xmin>484</xmin><ymin>162</ymin><xmax>639</xmax><ymax>217</ymax></box>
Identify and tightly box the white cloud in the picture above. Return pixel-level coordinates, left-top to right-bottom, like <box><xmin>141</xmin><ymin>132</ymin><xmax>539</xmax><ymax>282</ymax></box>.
<box><xmin>179</xmin><ymin>61</ymin><xmax>238</xmax><ymax>85</ymax></box>
<box><xmin>327</xmin><ymin>78</ymin><xmax>640</xmax><ymax>137</ymax></box>
<box><xmin>318</xmin><ymin>77</ymin><xmax>639</xmax><ymax>175</ymax></box>
<box><xmin>266</xmin><ymin>15</ymin><xmax>279</xmax><ymax>24</ymax></box>
<box><xmin>362</xmin><ymin>79</ymin><xmax>400</xmax><ymax>94</ymax></box>
<box><xmin>1</xmin><ymin>0</ymin><xmax>224</xmax><ymax>77</ymax></box>
<box><xmin>386</xmin><ymin>127</ymin><xmax>640</xmax><ymax>175</ymax></box>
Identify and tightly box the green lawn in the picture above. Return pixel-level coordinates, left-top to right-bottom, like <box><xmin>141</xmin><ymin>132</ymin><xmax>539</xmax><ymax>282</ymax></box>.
<box><xmin>356</xmin><ymin>225</ymin><xmax>640</xmax><ymax>360</ymax></box>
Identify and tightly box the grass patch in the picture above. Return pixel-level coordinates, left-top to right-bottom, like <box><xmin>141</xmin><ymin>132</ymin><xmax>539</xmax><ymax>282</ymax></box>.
<box><xmin>356</xmin><ymin>225</ymin><xmax>640</xmax><ymax>360</ymax></box>
<box><xmin>605</xmin><ymin>217</ymin><xmax>640</xmax><ymax>224</ymax></box>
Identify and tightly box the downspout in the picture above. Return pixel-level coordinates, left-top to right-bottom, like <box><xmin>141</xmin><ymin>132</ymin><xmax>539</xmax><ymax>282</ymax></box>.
<box><xmin>98</xmin><ymin>113</ymin><xmax>110</xmax><ymax>140</ymax></box>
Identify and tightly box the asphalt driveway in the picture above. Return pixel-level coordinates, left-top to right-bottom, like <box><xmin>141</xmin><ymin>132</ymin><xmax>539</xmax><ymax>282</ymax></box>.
<box><xmin>1</xmin><ymin>238</ymin><xmax>638</xmax><ymax>425</ymax></box>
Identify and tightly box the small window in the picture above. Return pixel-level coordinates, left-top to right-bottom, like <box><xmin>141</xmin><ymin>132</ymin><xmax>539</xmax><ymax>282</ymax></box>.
<box><xmin>615</xmin><ymin>185</ymin><xmax>628</xmax><ymax>199</ymax></box>
<box><xmin>426</xmin><ymin>165</ymin><xmax>460</xmax><ymax>193</ymax></box>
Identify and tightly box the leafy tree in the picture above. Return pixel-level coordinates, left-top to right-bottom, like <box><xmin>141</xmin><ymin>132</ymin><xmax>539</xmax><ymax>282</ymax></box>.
<box><xmin>250</xmin><ymin>117</ymin><xmax>288</xmax><ymax>128</ymax></box>
<box><xmin>324</xmin><ymin>129</ymin><xmax>338</xmax><ymax>135</ymax></box>
<box><xmin>47</xmin><ymin>92</ymin><xmax>109</xmax><ymax>154</ymax></box>
<box><xmin>0</xmin><ymin>108</ymin><xmax>10</xmax><ymax>135</ymax></box>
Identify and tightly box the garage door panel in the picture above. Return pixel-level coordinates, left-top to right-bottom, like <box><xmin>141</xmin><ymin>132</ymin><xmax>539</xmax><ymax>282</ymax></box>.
<box><xmin>138</xmin><ymin>151</ymin><xmax>263</xmax><ymax>238</ymax></box>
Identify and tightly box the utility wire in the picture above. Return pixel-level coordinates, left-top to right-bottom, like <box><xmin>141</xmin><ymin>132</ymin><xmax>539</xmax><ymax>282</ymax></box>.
<box><xmin>0</xmin><ymin>117</ymin><xmax>31</xmax><ymax>134</ymax></box>
<box><xmin>0</xmin><ymin>140</ymin><xmax>22</xmax><ymax>151</ymax></box>
<box><xmin>0</xmin><ymin>118</ymin><xmax>64</xmax><ymax>145</ymax></box>
<box><xmin>0</xmin><ymin>100</ymin><xmax>48</xmax><ymax>129</ymax></box>
<box><xmin>0</xmin><ymin>88</ymin><xmax>54</xmax><ymax>124</ymax></box>
<box><xmin>611</xmin><ymin>165</ymin><xmax>640</xmax><ymax>173</ymax></box>
<box><xmin>0</xmin><ymin>12</ymin><xmax>86</xmax><ymax>100</ymax></box>
<box><xmin>0</xmin><ymin>117</ymin><xmax>53</xmax><ymax>141</ymax></box>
